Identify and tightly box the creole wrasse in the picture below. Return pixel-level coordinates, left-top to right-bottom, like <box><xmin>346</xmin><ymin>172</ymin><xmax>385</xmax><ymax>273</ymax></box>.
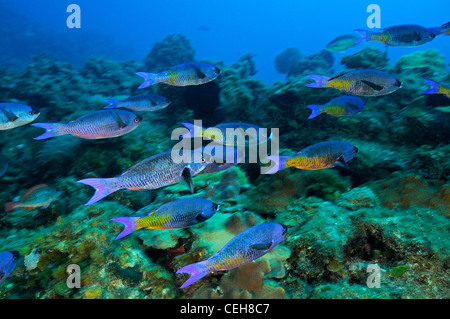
<box><xmin>77</xmin><ymin>151</ymin><xmax>209</xmax><ymax>206</ymax></box>
<box><xmin>32</xmin><ymin>110</ymin><xmax>143</xmax><ymax>140</ymax></box>
<box><xmin>110</xmin><ymin>198</ymin><xmax>219</xmax><ymax>240</ymax></box>
<box><xmin>325</xmin><ymin>34</ymin><xmax>361</xmax><ymax>52</ymax></box>
<box><xmin>104</xmin><ymin>94</ymin><xmax>171</xmax><ymax>111</ymax></box>
<box><xmin>136</xmin><ymin>62</ymin><xmax>221</xmax><ymax>88</ymax></box>
<box><xmin>0</xmin><ymin>251</ymin><xmax>20</xmax><ymax>285</ymax></box>
<box><xmin>355</xmin><ymin>24</ymin><xmax>437</xmax><ymax>47</ymax></box>
<box><xmin>265</xmin><ymin>141</ymin><xmax>358</xmax><ymax>174</ymax></box>
<box><xmin>307</xmin><ymin>96</ymin><xmax>365</xmax><ymax>119</ymax></box>
<box><xmin>422</xmin><ymin>79</ymin><xmax>450</xmax><ymax>98</ymax></box>
<box><xmin>176</xmin><ymin>223</ymin><xmax>287</xmax><ymax>288</ymax></box>
<box><xmin>306</xmin><ymin>69</ymin><xmax>402</xmax><ymax>96</ymax></box>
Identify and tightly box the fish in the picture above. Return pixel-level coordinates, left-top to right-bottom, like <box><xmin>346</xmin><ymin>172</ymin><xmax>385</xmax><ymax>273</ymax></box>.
<box><xmin>428</xmin><ymin>22</ymin><xmax>450</xmax><ymax>36</ymax></box>
<box><xmin>355</xmin><ymin>24</ymin><xmax>437</xmax><ymax>47</ymax></box>
<box><xmin>136</xmin><ymin>62</ymin><xmax>221</xmax><ymax>88</ymax></box>
<box><xmin>306</xmin><ymin>96</ymin><xmax>365</xmax><ymax>119</ymax></box>
<box><xmin>176</xmin><ymin>222</ymin><xmax>287</xmax><ymax>288</ymax></box>
<box><xmin>306</xmin><ymin>69</ymin><xmax>402</xmax><ymax>96</ymax></box>
<box><xmin>265</xmin><ymin>141</ymin><xmax>358</xmax><ymax>174</ymax></box>
<box><xmin>77</xmin><ymin>150</ymin><xmax>209</xmax><ymax>206</ymax></box>
<box><xmin>31</xmin><ymin>110</ymin><xmax>143</xmax><ymax>140</ymax></box>
<box><xmin>110</xmin><ymin>198</ymin><xmax>219</xmax><ymax>240</ymax></box>
<box><xmin>103</xmin><ymin>94</ymin><xmax>171</xmax><ymax>111</ymax></box>
<box><xmin>325</xmin><ymin>34</ymin><xmax>360</xmax><ymax>52</ymax></box>
<box><xmin>0</xmin><ymin>251</ymin><xmax>19</xmax><ymax>285</ymax></box>
<box><xmin>422</xmin><ymin>79</ymin><xmax>450</xmax><ymax>98</ymax></box>
<box><xmin>0</xmin><ymin>152</ymin><xmax>10</xmax><ymax>179</ymax></box>
<box><xmin>0</xmin><ymin>103</ymin><xmax>40</xmax><ymax>130</ymax></box>
<box><xmin>180</xmin><ymin>122</ymin><xmax>271</xmax><ymax>147</ymax></box>
<box><xmin>4</xmin><ymin>184</ymin><xmax>60</xmax><ymax>212</ymax></box>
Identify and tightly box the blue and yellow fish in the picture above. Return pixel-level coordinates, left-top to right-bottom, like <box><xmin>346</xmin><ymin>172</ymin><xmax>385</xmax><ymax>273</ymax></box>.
<box><xmin>307</xmin><ymin>96</ymin><xmax>365</xmax><ymax>119</ymax></box>
<box><xmin>265</xmin><ymin>141</ymin><xmax>358</xmax><ymax>174</ymax></box>
<box><xmin>176</xmin><ymin>223</ymin><xmax>287</xmax><ymax>288</ymax></box>
<box><xmin>110</xmin><ymin>198</ymin><xmax>219</xmax><ymax>240</ymax></box>
<box><xmin>422</xmin><ymin>79</ymin><xmax>450</xmax><ymax>98</ymax></box>
<box><xmin>136</xmin><ymin>62</ymin><xmax>221</xmax><ymax>88</ymax></box>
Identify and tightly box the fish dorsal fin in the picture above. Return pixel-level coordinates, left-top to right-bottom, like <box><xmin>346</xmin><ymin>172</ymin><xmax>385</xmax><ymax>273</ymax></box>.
<box><xmin>361</xmin><ymin>80</ymin><xmax>383</xmax><ymax>91</ymax></box>
<box><xmin>181</xmin><ymin>167</ymin><xmax>194</xmax><ymax>193</ymax></box>
<box><xmin>21</xmin><ymin>184</ymin><xmax>48</xmax><ymax>201</ymax></box>
<box><xmin>250</xmin><ymin>242</ymin><xmax>272</xmax><ymax>251</ymax></box>
<box><xmin>113</xmin><ymin>111</ymin><xmax>127</xmax><ymax>129</ymax></box>
<box><xmin>193</xmin><ymin>65</ymin><xmax>206</xmax><ymax>79</ymax></box>
<box><xmin>0</xmin><ymin>108</ymin><xmax>18</xmax><ymax>122</ymax></box>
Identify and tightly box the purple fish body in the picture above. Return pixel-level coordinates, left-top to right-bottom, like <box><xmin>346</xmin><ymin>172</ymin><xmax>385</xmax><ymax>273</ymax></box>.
<box><xmin>136</xmin><ymin>62</ymin><xmax>221</xmax><ymax>88</ymax></box>
<box><xmin>77</xmin><ymin>151</ymin><xmax>208</xmax><ymax>205</ymax></box>
<box><xmin>0</xmin><ymin>251</ymin><xmax>19</xmax><ymax>285</ymax></box>
<box><xmin>176</xmin><ymin>223</ymin><xmax>287</xmax><ymax>288</ymax></box>
<box><xmin>110</xmin><ymin>198</ymin><xmax>219</xmax><ymax>240</ymax></box>
<box><xmin>0</xmin><ymin>103</ymin><xmax>40</xmax><ymax>130</ymax></box>
<box><xmin>104</xmin><ymin>94</ymin><xmax>171</xmax><ymax>111</ymax></box>
<box><xmin>32</xmin><ymin>110</ymin><xmax>143</xmax><ymax>140</ymax></box>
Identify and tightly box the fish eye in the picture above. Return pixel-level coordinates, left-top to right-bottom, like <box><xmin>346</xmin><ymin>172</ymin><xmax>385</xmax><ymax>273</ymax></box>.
<box><xmin>430</xmin><ymin>33</ymin><xmax>436</xmax><ymax>38</ymax></box>
<box><xmin>13</xmin><ymin>257</ymin><xmax>17</xmax><ymax>262</ymax></box>
<box><xmin>214</xmin><ymin>67</ymin><xmax>221</xmax><ymax>75</ymax></box>
<box><xmin>352</xmin><ymin>147</ymin><xmax>358</xmax><ymax>154</ymax></box>
<box><xmin>201</xmin><ymin>157</ymin><xmax>206</xmax><ymax>163</ymax></box>
<box><xmin>29</xmin><ymin>110</ymin><xmax>36</xmax><ymax>115</ymax></box>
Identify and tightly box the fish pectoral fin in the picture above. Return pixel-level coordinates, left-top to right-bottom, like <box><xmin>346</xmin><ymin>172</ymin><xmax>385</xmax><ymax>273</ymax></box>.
<box><xmin>361</xmin><ymin>80</ymin><xmax>383</xmax><ymax>91</ymax></box>
<box><xmin>195</xmin><ymin>212</ymin><xmax>207</xmax><ymax>222</ymax></box>
<box><xmin>336</xmin><ymin>156</ymin><xmax>350</xmax><ymax>170</ymax></box>
<box><xmin>193</xmin><ymin>65</ymin><xmax>207</xmax><ymax>79</ymax></box>
<box><xmin>181</xmin><ymin>167</ymin><xmax>194</xmax><ymax>193</ymax></box>
<box><xmin>250</xmin><ymin>242</ymin><xmax>272</xmax><ymax>251</ymax></box>
<box><xmin>113</xmin><ymin>111</ymin><xmax>127</xmax><ymax>129</ymax></box>
<box><xmin>0</xmin><ymin>108</ymin><xmax>18</xmax><ymax>122</ymax></box>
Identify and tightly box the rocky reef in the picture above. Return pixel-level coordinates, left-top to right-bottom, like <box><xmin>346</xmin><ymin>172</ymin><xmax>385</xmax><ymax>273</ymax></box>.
<box><xmin>0</xmin><ymin>33</ymin><xmax>449</xmax><ymax>299</ymax></box>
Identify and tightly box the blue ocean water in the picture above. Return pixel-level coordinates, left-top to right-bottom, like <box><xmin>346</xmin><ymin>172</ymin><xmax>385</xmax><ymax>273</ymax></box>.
<box><xmin>3</xmin><ymin>0</ymin><xmax>449</xmax><ymax>83</ymax></box>
<box><xmin>0</xmin><ymin>0</ymin><xmax>449</xmax><ymax>302</ymax></box>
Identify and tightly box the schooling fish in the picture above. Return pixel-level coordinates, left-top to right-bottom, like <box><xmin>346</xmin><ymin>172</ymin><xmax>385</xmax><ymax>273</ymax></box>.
<box><xmin>355</xmin><ymin>24</ymin><xmax>436</xmax><ymax>47</ymax></box>
<box><xmin>306</xmin><ymin>69</ymin><xmax>402</xmax><ymax>96</ymax></box>
<box><xmin>103</xmin><ymin>94</ymin><xmax>171</xmax><ymax>111</ymax></box>
<box><xmin>110</xmin><ymin>198</ymin><xmax>219</xmax><ymax>240</ymax></box>
<box><xmin>0</xmin><ymin>152</ymin><xmax>10</xmax><ymax>179</ymax></box>
<box><xmin>0</xmin><ymin>103</ymin><xmax>40</xmax><ymax>130</ymax></box>
<box><xmin>265</xmin><ymin>141</ymin><xmax>358</xmax><ymax>174</ymax></box>
<box><xmin>32</xmin><ymin>110</ymin><xmax>143</xmax><ymax>140</ymax></box>
<box><xmin>176</xmin><ymin>223</ymin><xmax>287</xmax><ymax>288</ymax></box>
<box><xmin>307</xmin><ymin>96</ymin><xmax>365</xmax><ymax>119</ymax></box>
<box><xmin>77</xmin><ymin>151</ymin><xmax>208</xmax><ymax>206</ymax></box>
<box><xmin>181</xmin><ymin>122</ymin><xmax>270</xmax><ymax>147</ymax></box>
<box><xmin>0</xmin><ymin>251</ymin><xmax>19</xmax><ymax>285</ymax></box>
<box><xmin>136</xmin><ymin>62</ymin><xmax>221</xmax><ymax>88</ymax></box>
<box><xmin>325</xmin><ymin>34</ymin><xmax>361</xmax><ymax>52</ymax></box>
<box><xmin>4</xmin><ymin>184</ymin><xmax>60</xmax><ymax>212</ymax></box>
<box><xmin>422</xmin><ymin>79</ymin><xmax>450</xmax><ymax>98</ymax></box>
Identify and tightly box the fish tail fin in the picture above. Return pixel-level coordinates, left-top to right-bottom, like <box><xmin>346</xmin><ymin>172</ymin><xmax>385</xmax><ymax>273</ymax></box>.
<box><xmin>263</xmin><ymin>155</ymin><xmax>289</xmax><ymax>174</ymax></box>
<box><xmin>103</xmin><ymin>99</ymin><xmax>119</xmax><ymax>109</ymax></box>
<box><xmin>423</xmin><ymin>79</ymin><xmax>439</xmax><ymax>94</ymax></box>
<box><xmin>110</xmin><ymin>217</ymin><xmax>140</xmax><ymax>240</ymax></box>
<box><xmin>176</xmin><ymin>260</ymin><xmax>210</xmax><ymax>289</ymax></box>
<box><xmin>306</xmin><ymin>104</ymin><xmax>322</xmax><ymax>119</ymax></box>
<box><xmin>4</xmin><ymin>201</ymin><xmax>18</xmax><ymax>212</ymax></box>
<box><xmin>305</xmin><ymin>75</ymin><xmax>331</xmax><ymax>88</ymax></box>
<box><xmin>354</xmin><ymin>29</ymin><xmax>372</xmax><ymax>43</ymax></box>
<box><xmin>136</xmin><ymin>72</ymin><xmax>159</xmax><ymax>89</ymax></box>
<box><xmin>77</xmin><ymin>178</ymin><xmax>118</xmax><ymax>206</ymax></box>
<box><xmin>180</xmin><ymin>122</ymin><xmax>203</xmax><ymax>138</ymax></box>
<box><xmin>31</xmin><ymin>123</ymin><xmax>66</xmax><ymax>140</ymax></box>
